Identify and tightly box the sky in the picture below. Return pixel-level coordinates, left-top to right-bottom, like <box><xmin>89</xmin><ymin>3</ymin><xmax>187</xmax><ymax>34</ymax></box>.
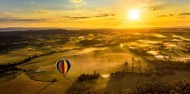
<box><xmin>0</xmin><ymin>0</ymin><xmax>190</xmax><ymax>28</ymax></box>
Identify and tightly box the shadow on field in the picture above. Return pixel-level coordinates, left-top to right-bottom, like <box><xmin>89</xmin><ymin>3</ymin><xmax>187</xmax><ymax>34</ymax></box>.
<box><xmin>65</xmin><ymin>80</ymin><xmax>96</xmax><ymax>94</ymax></box>
<box><xmin>104</xmin><ymin>74</ymin><xmax>141</xmax><ymax>94</ymax></box>
<box><xmin>36</xmin><ymin>80</ymin><xmax>56</xmax><ymax>94</ymax></box>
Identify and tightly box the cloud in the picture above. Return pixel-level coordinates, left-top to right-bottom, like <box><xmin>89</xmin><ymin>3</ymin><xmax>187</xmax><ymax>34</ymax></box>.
<box><xmin>16</xmin><ymin>9</ymin><xmax>20</xmax><ymax>12</ymax></box>
<box><xmin>178</xmin><ymin>16</ymin><xmax>185</xmax><ymax>18</ymax></box>
<box><xmin>177</xmin><ymin>12</ymin><xmax>190</xmax><ymax>18</ymax></box>
<box><xmin>62</xmin><ymin>16</ymin><xmax>91</xmax><ymax>20</ymax></box>
<box><xmin>0</xmin><ymin>12</ymin><xmax>12</xmax><ymax>17</ymax></box>
<box><xmin>70</xmin><ymin>0</ymin><xmax>84</xmax><ymax>3</ymax></box>
<box><xmin>95</xmin><ymin>13</ymin><xmax>116</xmax><ymax>18</ymax></box>
<box><xmin>30</xmin><ymin>1</ymin><xmax>35</xmax><ymax>4</ymax></box>
<box><xmin>179</xmin><ymin>12</ymin><xmax>190</xmax><ymax>15</ymax></box>
<box><xmin>95</xmin><ymin>9</ymin><xmax>104</xmax><ymax>13</ymax></box>
<box><xmin>0</xmin><ymin>18</ymin><xmax>47</xmax><ymax>22</ymax></box>
<box><xmin>0</xmin><ymin>12</ymin><xmax>22</xmax><ymax>18</ymax></box>
<box><xmin>0</xmin><ymin>10</ymin><xmax>49</xmax><ymax>22</ymax></box>
<box><xmin>62</xmin><ymin>13</ymin><xmax>116</xmax><ymax>20</ymax></box>
<box><xmin>157</xmin><ymin>14</ymin><xmax>174</xmax><ymax>17</ymax></box>
<box><xmin>157</xmin><ymin>15</ymin><xmax>167</xmax><ymax>17</ymax></box>
<box><xmin>34</xmin><ymin>10</ymin><xmax>51</xmax><ymax>14</ymax></box>
<box><xmin>70</xmin><ymin>0</ymin><xmax>87</xmax><ymax>7</ymax></box>
<box><xmin>142</xmin><ymin>1</ymin><xmax>167</xmax><ymax>11</ymax></box>
<box><xmin>0</xmin><ymin>12</ymin><xmax>47</xmax><ymax>22</ymax></box>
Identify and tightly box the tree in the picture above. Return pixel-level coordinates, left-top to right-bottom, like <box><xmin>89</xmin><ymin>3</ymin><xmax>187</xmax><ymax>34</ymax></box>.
<box><xmin>138</xmin><ymin>60</ymin><xmax>141</xmax><ymax>73</ymax></box>
<box><xmin>131</xmin><ymin>57</ymin><xmax>135</xmax><ymax>73</ymax></box>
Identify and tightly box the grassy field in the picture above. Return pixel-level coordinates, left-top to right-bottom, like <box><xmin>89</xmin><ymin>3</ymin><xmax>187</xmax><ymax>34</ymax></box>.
<box><xmin>0</xmin><ymin>29</ymin><xmax>190</xmax><ymax>94</ymax></box>
<box><xmin>0</xmin><ymin>45</ymin><xmax>149</xmax><ymax>94</ymax></box>
<box><xmin>0</xmin><ymin>47</ymin><xmax>43</xmax><ymax>65</ymax></box>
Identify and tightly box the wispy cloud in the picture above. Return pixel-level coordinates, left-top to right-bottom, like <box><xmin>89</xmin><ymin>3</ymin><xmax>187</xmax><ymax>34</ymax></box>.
<box><xmin>179</xmin><ymin>12</ymin><xmax>190</xmax><ymax>15</ymax></box>
<box><xmin>157</xmin><ymin>14</ymin><xmax>174</xmax><ymax>17</ymax></box>
<box><xmin>62</xmin><ymin>16</ymin><xmax>91</xmax><ymax>20</ymax></box>
<box><xmin>142</xmin><ymin>1</ymin><xmax>167</xmax><ymax>11</ymax></box>
<box><xmin>0</xmin><ymin>18</ymin><xmax>47</xmax><ymax>22</ymax></box>
<box><xmin>30</xmin><ymin>1</ymin><xmax>35</xmax><ymax>4</ymax></box>
<box><xmin>95</xmin><ymin>13</ymin><xmax>116</xmax><ymax>18</ymax></box>
<box><xmin>0</xmin><ymin>12</ymin><xmax>47</xmax><ymax>22</ymax></box>
<box><xmin>0</xmin><ymin>12</ymin><xmax>12</xmax><ymax>17</ymax></box>
<box><xmin>70</xmin><ymin>0</ymin><xmax>87</xmax><ymax>7</ymax></box>
<box><xmin>62</xmin><ymin>13</ymin><xmax>116</xmax><ymax>20</ymax></box>
<box><xmin>178</xmin><ymin>16</ymin><xmax>185</xmax><ymax>18</ymax></box>
<box><xmin>70</xmin><ymin>0</ymin><xmax>84</xmax><ymax>3</ymax></box>
<box><xmin>34</xmin><ymin>10</ymin><xmax>51</xmax><ymax>14</ymax></box>
<box><xmin>0</xmin><ymin>12</ymin><xmax>22</xmax><ymax>18</ymax></box>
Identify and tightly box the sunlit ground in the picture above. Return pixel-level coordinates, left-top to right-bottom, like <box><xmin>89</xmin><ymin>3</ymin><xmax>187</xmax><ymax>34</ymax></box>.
<box><xmin>0</xmin><ymin>28</ymin><xmax>190</xmax><ymax>94</ymax></box>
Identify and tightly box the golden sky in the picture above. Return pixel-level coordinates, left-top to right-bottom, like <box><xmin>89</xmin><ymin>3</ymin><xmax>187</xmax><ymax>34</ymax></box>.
<box><xmin>0</xmin><ymin>0</ymin><xmax>190</xmax><ymax>28</ymax></box>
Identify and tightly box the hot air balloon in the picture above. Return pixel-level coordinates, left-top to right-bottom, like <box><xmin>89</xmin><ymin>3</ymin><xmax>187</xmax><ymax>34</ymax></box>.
<box><xmin>56</xmin><ymin>58</ymin><xmax>71</xmax><ymax>77</ymax></box>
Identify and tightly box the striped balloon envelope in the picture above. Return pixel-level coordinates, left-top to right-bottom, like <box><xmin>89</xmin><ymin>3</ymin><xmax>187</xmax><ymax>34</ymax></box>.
<box><xmin>56</xmin><ymin>58</ymin><xmax>71</xmax><ymax>77</ymax></box>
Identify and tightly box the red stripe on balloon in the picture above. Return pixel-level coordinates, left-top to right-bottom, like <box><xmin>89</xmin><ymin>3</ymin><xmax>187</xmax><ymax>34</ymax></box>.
<box><xmin>61</xmin><ymin>60</ymin><xmax>65</xmax><ymax>74</ymax></box>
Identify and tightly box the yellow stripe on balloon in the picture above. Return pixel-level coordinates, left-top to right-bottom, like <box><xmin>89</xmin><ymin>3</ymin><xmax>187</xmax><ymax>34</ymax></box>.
<box><xmin>59</xmin><ymin>61</ymin><xmax>63</xmax><ymax>73</ymax></box>
<box><xmin>64</xmin><ymin>60</ymin><xmax>67</xmax><ymax>74</ymax></box>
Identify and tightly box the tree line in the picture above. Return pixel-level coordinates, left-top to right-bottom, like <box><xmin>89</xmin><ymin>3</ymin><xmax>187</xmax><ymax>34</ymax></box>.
<box><xmin>77</xmin><ymin>71</ymin><xmax>100</xmax><ymax>82</ymax></box>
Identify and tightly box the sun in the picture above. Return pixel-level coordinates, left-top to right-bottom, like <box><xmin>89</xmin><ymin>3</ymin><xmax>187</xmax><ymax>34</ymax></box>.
<box><xmin>128</xmin><ymin>9</ymin><xmax>140</xmax><ymax>20</ymax></box>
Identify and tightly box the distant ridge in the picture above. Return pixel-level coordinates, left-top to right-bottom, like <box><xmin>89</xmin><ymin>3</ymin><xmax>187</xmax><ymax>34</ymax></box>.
<box><xmin>0</xmin><ymin>26</ymin><xmax>190</xmax><ymax>32</ymax></box>
<box><xmin>0</xmin><ymin>27</ymin><xmax>60</xmax><ymax>32</ymax></box>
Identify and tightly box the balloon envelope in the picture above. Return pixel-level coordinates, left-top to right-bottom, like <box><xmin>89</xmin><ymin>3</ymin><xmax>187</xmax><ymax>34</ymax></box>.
<box><xmin>56</xmin><ymin>59</ymin><xmax>71</xmax><ymax>76</ymax></box>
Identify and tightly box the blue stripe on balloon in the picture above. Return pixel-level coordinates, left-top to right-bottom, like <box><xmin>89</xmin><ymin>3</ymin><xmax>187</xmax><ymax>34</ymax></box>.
<box><xmin>56</xmin><ymin>59</ymin><xmax>62</xmax><ymax>73</ymax></box>
<box><xmin>65</xmin><ymin>59</ymin><xmax>71</xmax><ymax>73</ymax></box>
